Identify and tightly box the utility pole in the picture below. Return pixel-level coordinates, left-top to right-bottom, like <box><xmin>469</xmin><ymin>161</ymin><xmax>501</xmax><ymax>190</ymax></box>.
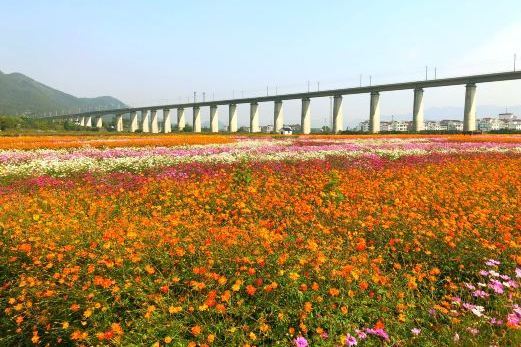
<box><xmin>317</xmin><ymin>81</ymin><xmax>320</xmax><ymax>91</ymax></box>
<box><xmin>425</xmin><ymin>66</ymin><xmax>428</xmax><ymax>80</ymax></box>
<box><xmin>194</xmin><ymin>92</ymin><xmax>197</xmax><ymax>103</ymax></box>
<box><xmin>360</xmin><ymin>74</ymin><xmax>362</xmax><ymax>87</ymax></box>
<box><xmin>266</xmin><ymin>86</ymin><xmax>269</xmax><ymax>96</ymax></box>
<box><xmin>369</xmin><ymin>75</ymin><xmax>372</xmax><ymax>86</ymax></box>
<box><xmin>515</xmin><ymin>53</ymin><xmax>517</xmax><ymax>71</ymax></box>
<box><xmin>203</xmin><ymin>92</ymin><xmax>206</xmax><ymax>102</ymax></box>
<box><xmin>307</xmin><ymin>80</ymin><xmax>310</xmax><ymax>93</ymax></box>
<box><xmin>434</xmin><ymin>67</ymin><xmax>437</xmax><ymax>79</ymax></box>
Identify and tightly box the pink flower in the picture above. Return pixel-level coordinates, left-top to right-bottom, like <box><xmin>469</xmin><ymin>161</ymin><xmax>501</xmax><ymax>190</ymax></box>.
<box><xmin>489</xmin><ymin>279</ymin><xmax>504</xmax><ymax>294</ymax></box>
<box><xmin>507</xmin><ymin>313</ymin><xmax>520</xmax><ymax>327</ymax></box>
<box><xmin>515</xmin><ymin>268</ymin><xmax>521</xmax><ymax>278</ymax></box>
<box><xmin>355</xmin><ymin>330</ymin><xmax>367</xmax><ymax>340</ymax></box>
<box><xmin>485</xmin><ymin>259</ymin><xmax>500</xmax><ymax>267</ymax></box>
<box><xmin>411</xmin><ymin>328</ymin><xmax>421</xmax><ymax>336</ymax></box>
<box><xmin>365</xmin><ymin>328</ymin><xmax>389</xmax><ymax>341</ymax></box>
<box><xmin>294</xmin><ymin>336</ymin><xmax>308</xmax><ymax>347</ymax></box>
<box><xmin>472</xmin><ymin>290</ymin><xmax>489</xmax><ymax>298</ymax></box>
<box><xmin>345</xmin><ymin>334</ymin><xmax>357</xmax><ymax>346</ymax></box>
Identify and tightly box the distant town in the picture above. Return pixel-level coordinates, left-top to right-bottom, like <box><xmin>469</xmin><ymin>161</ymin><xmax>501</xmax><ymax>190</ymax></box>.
<box><xmin>245</xmin><ymin>112</ymin><xmax>520</xmax><ymax>134</ymax></box>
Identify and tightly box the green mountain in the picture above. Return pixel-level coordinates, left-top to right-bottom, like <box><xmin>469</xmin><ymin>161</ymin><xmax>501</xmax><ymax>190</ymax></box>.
<box><xmin>0</xmin><ymin>70</ymin><xmax>126</xmax><ymax>116</ymax></box>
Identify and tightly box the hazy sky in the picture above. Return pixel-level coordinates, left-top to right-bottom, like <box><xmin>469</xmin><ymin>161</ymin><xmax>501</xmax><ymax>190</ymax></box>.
<box><xmin>1</xmin><ymin>0</ymin><xmax>521</xmax><ymax>127</ymax></box>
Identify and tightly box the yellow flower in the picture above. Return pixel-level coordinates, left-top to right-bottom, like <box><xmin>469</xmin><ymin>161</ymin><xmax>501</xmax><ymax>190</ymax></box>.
<box><xmin>164</xmin><ymin>336</ymin><xmax>173</xmax><ymax>344</ymax></box>
<box><xmin>168</xmin><ymin>306</ymin><xmax>183</xmax><ymax>314</ymax></box>
<box><xmin>289</xmin><ymin>272</ymin><xmax>300</xmax><ymax>281</ymax></box>
<box><xmin>83</xmin><ymin>309</ymin><xmax>92</xmax><ymax>318</ymax></box>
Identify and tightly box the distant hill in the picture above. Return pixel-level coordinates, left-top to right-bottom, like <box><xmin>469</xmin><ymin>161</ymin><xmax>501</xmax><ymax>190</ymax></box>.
<box><xmin>0</xmin><ymin>70</ymin><xmax>126</xmax><ymax>115</ymax></box>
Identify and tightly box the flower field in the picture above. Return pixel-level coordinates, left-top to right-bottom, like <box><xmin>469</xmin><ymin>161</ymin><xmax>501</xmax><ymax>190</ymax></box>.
<box><xmin>1</xmin><ymin>134</ymin><xmax>520</xmax><ymax>346</ymax></box>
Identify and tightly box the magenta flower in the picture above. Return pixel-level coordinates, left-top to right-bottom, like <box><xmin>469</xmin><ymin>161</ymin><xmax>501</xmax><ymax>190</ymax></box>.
<box><xmin>507</xmin><ymin>313</ymin><xmax>520</xmax><ymax>327</ymax></box>
<box><xmin>411</xmin><ymin>328</ymin><xmax>421</xmax><ymax>336</ymax></box>
<box><xmin>489</xmin><ymin>279</ymin><xmax>504</xmax><ymax>294</ymax></box>
<box><xmin>365</xmin><ymin>328</ymin><xmax>389</xmax><ymax>341</ymax></box>
<box><xmin>294</xmin><ymin>336</ymin><xmax>308</xmax><ymax>347</ymax></box>
<box><xmin>345</xmin><ymin>334</ymin><xmax>357</xmax><ymax>346</ymax></box>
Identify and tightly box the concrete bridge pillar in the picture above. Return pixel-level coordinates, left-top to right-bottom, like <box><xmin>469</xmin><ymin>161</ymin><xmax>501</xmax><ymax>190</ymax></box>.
<box><xmin>333</xmin><ymin>95</ymin><xmax>343</xmax><ymax>134</ymax></box>
<box><xmin>115</xmin><ymin>114</ymin><xmax>123</xmax><ymax>132</ymax></box>
<box><xmin>142</xmin><ymin>110</ymin><xmax>150</xmax><ymax>133</ymax></box>
<box><xmin>250</xmin><ymin>102</ymin><xmax>260</xmax><ymax>133</ymax></box>
<box><xmin>369</xmin><ymin>92</ymin><xmax>381</xmax><ymax>133</ymax></box>
<box><xmin>85</xmin><ymin>115</ymin><xmax>92</xmax><ymax>127</ymax></box>
<box><xmin>80</xmin><ymin>116</ymin><xmax>85</xmax><ymax>127</ymax></box>
<box><xmin>95</xmin><ymin>116</ymin><xmax>103</xmax><ymax>128</ymax></box>
<box><xmin>301</xmin><ymin>98</ymin><xmax>311</xmax><ymax>134</ymax></box>
<box><xmin>228</xmin><ymin>104</ymin><xmax>237</xmax><ymax>132</ymax></box>
<box><xmin>163</xmin><ymin>109</ymin><xmax>171</xmax><ymax>133</ymax></box>
<box><xmin>130</xmin><ymin>111</ymin><xmax>138</xmax><ymax>132</ymax></box>
<box><xmin>464</xmin><ymin>83</ymin><xmax>477</xmax><ymax>131</ymax></box>
<box><xmin>413</xmin><ymin>88</ymin><xmax>424</xmax><ymax>132</ymax></box>
<box><xmin>177</xmin><ymin>108</ymin><xmax>185</xmax><ymax>131</ymax></box>
<box><xmin>210</xmin><ymin>105</ymin><xmax>219</xmax><ymax>133</ymax></box>
<box><xmin>193</xmin><ymin>106</ymin><xmax>201</xmax><ymax>133</ymax></box>
<box><xmin>150</xmin><ymin>110</ymin><xmax>159</xmax><ymax>133</ymax></box>
<box><xmin>274</xmin><ymin>100</ymin><xmax>284</xmax><ymax>133</ymax></box>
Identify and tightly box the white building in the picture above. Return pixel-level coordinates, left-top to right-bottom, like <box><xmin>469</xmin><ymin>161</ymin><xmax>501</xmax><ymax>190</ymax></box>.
<box><xmin>499</xmin><ymin>112</ymin><xmax>516</xmax><ymax>121</ymax></box>
<box><xmin>478</xmin><ymin>118</ymin><xmax>504</xmax><ymax>132</ymax></box>
<box><xmin>425</xmin><ymin>121</ymin><xmax>443</xmax><ymax>131</ymax></box>
<box><xmin>507</xmin><ymin>119</ymin><xmax>521</xmax><ymax>131</ymax></box>
<box><xmin>261</xmin><ymin>124</ymin><xmax>274</xmax><ymax>133</ymax></box>
<box><xmin>440</xmin><ymin>120</ymin><xmax>463</xmax><ymax>131</ymax></box>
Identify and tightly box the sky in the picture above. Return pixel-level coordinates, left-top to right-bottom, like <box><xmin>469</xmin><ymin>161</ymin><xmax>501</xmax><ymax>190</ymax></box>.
<box><xmin>1</xmin><ymin>0</ymin><xmax>521</xmax><ymax>128</ymax></box>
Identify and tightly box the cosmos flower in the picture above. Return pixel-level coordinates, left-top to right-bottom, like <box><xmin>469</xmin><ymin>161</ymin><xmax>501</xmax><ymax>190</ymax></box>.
<box><xmin>344</xmin><ymin>334</ymin><xmax>357</xmax><ymax>346</ymax></box>
<box><xmin>294</xmin><ymin>336</ymin><xmax>308</xmax><ymax>347</ymax></box>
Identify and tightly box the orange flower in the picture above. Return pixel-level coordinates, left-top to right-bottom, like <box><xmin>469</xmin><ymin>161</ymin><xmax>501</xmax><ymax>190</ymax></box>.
<box><xmin>191</xmin><ymin>325</ymin><xmax>202</xmax><ymax>336</ymax></box>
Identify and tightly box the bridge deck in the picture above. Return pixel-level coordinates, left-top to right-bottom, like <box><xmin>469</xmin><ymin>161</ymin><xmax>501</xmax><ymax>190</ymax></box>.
<box><xmin>49</xmin><ymin>70</ymin><xmax>521</xmax><ymax>119</ymax></box>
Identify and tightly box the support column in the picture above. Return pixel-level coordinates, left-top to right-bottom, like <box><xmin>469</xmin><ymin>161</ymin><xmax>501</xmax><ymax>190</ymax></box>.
<box><xmin>177</xmin><ymin>108</ymin><xmax>185</xmax><ymax>131</ymax></box>
<box><xmin>80</xmin><ymin>116</ymin><xmax>85</xmax><ymax>127</ymax></box>
<box><xmin>115</xmin><ymin>114</ymin><xmax>123</xmax><ymax>132</ymax></box>
<box><xmin>369</xmin><ymin>92</ymin><xmax>380</xmax><ymax>134</ymax></box>
<box><xmin>150</xmin><ymin>110</ymin><xmax>159</xmax><ymax>133</ymax></box>
<box><xmin>333</xmin><ymin>95</ymin><xmax>343</xmax><ymax>134</ymax></box>
<box><xmin>250</xmin><ymin>102</ymin><xmax>259</xmax><ymax>133</ymax></box>
<box><xmin>85</xmin><ymin>115</ymin><xmax>92</xmax><ymax>127</ymax></box>
<box><xmin>141</xmin><ymin>110</ymin><xmax>150</xmax><ymax>133</ymax></box>
<box><xmin>95</xmin><ymin>115</ymin><xmax>103</xmax><ymax>128</ymax></box>
<box><xmin>413</xmin><ymin>88</ymin><xmax>424</xmax><ymax>132</ymax></box>
<box><xmin>210</xmin><ymin>105</ymin><xmax>219</xmax><ymax>133</ymax></box>
<box><xmin>301</xmin><ymin>98</ymin><xmax>311</xmax><ymax>134</ymax></box>
<box><xmin>228</xmin><ymin>104</ymin><xmax>237</xmax><ymax>132</ymax></box>
<box><xmin>163</xmin><ymin>109</ymin><xmax>171</xmax><ymax>133</ymax></box>
<box><xmin>464</xmin><ymin>83</ymin><xmax>476</xmax><ymax>132</ymax></box>
<box><xmin>274</xmin><ymin>100</ymin><xmax>284</xmax><ymax>133</ymax></box>
<box><xmin>193</xmin><ymin>106</ymin><xmax>201</xmax><ymax>133</ymax></box>
<box><xmin>130</xmin><ymin>111</ymin><xmax>138</xmax><ymax>132</ymax></box>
